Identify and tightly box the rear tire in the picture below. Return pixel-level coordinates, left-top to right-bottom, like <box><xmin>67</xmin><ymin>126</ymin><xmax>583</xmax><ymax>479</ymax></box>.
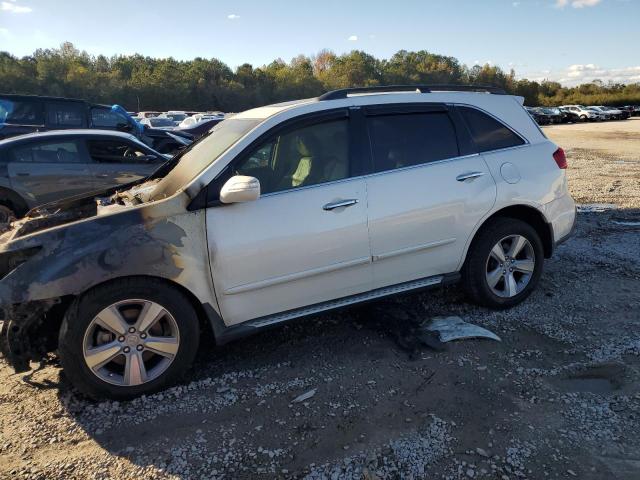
<box><xmin>462</xmin><ymin>218</ymin><xmax>544</xmax><ymax>309</ymax></box>
<box><xmin>58</xmin><ymin>277</ymin><xmax>200</xmax><ymax>400</ymax></box>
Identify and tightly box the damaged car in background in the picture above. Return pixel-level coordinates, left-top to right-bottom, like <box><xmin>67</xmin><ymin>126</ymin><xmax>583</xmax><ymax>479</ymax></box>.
<box><xmin>0</xmin><ymin>85</ymin><xmax>576</xmax><ymax>399</ymax></box>
<box><xmin>0</xmin><ymin>130</ymin><xmax>171</xmax><ymax>223</ymax></box>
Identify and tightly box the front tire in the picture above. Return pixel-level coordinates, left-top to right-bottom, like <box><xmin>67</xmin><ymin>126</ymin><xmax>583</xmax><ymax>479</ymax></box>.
<box><xmin>462</xmin><ymin>218</ymin><xmax>544</xmax><ymax>309</ymax></box>
<box><xmin>59</xmin><ymin>278</ymin><xmax>200</xmax><ymax>400</ymax></box>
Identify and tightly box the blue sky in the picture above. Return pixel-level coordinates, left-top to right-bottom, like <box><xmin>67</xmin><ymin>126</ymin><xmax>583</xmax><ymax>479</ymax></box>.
<box><xmin>1</xmin><ymin>0</ymin><xmax>639</xmax><ymax>85</ymax></box>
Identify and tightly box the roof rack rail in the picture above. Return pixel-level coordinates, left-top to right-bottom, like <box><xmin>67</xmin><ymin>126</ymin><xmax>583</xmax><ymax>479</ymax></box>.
<box><xmin>317</xmin><ymin>84</ymin><xmax>506</xmax><ymax>101</ymax></box>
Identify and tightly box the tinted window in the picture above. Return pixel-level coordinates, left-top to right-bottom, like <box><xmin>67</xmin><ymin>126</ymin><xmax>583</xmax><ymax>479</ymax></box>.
<box><xmin>10</xmin><ymin>140</ymin><xmax>83</xmax><ymax>163</ymax></box>
<box><xmin>459</xmin><ymin>107</ymin><xmax>524</xmax><ymax>153</ymax></box>
<box><xmin>91</xmin><ymin>108</ymin><xmax>127</xmax><ymax>128</ymax></box>
<box><xmin>46</xmin><ymin>102</ymin><xmax>85</xmax><ymax>127</ymax></box>
<box><xmin>88</xmin><ymin>140</ymin><xmax>152</xmax><ymax>163</ymax></box>
<box><xmin>367</xmin><ymin>112</ymin><xmax>458</xmax><ymax>173</ymax></box>
<box><xmin>235</xmin><ymin>119</ymin><xmax>349</xmax><ymax>195</ymax></box>
<box><xmin>0</xmin><ymin>98</ymin><xmax>43</xmax><ymax>126</ymax></box>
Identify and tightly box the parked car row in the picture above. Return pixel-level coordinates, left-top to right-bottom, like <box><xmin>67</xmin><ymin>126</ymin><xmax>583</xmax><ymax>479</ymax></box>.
<box><xmin>525</xmin><ymin>104</ymin><xmax>639</xmax><ymax>125</ymax></box>
<box><xmin>0</xmin><ymin>95</ymin><xmax>193</xmax><ymax>154</ymax></box>
<box><xmin>0</xmin><ymin>94</ymin><xmax>228</xmax><ymax>223</ymax></box>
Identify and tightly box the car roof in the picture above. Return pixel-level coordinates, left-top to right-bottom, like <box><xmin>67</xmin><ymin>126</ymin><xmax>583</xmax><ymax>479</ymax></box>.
<box><xmin>234</xmin><ymin>90</ymin><xmax>525</xmax><ymax>121</ymax></box>
<box><xmin>0</xmin><ymin>129</ymin><xmax>140</xmax><ymax>147</ymax></box>
<box><xmin>0</xmin><ymin>93</ymin><xmax>87</xmax><ymax>103</ymax></box>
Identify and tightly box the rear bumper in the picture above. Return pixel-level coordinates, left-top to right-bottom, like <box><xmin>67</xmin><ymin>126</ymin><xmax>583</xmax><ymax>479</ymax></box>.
<box><xmin>543</xmin><ymin>193</ymin><xmax>577</xmax><ymax>249</ymax></box>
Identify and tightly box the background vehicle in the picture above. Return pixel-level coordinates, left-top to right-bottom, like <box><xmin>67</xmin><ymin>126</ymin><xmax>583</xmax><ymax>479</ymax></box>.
<box><xmin>538</xmin><ymin>107</ymin><xmax>562</xmax><ymax>124</ymax></box>
<box><xmin>177</xmin><ymin>117</ymin><xmax>224</xmax><ymax>139</ymax></box>
<box><xmin>525</xmin><ymin>106</ymin><xmax>550</xmax><ymax>125</ymax></box>
<box><xmin>589</xmin><ymin>105</ymin><xmax>619</xmax><ymax>120</ymax></box>
<box><xmin>0</xmin><ymin>95</ymin><xmax>192</xmax><ymax>154</ymax></box>
<box><xmin>0</xmin><ymin>130</ymin><xmax>169</xmax><ymax>221</ymax></box>
<box><xmin>140</xmin><ymin>117</ymin><xmax>176</xmax><ymax>129</ymax></box>
<box><xmin>560</xmin><ymin>105</ymin><xmax>600</xmax><ymax>121</ymax></box>
<box><xmin>0</xmin><ymin>85</ymin><xmax>576</xmax><ymax>399</ymax></box>
<box><xmin>159</xmin><ymin>112</ymin><xmax>188</xmax><ymax>126</ymax></box>
<box><xmin>557</xmin><ymin>107</ymin><xmax>581</xmax><ymax>123</ymax></box>
<box><xmin>137</xmin><ymin>111</ymin><xmax>161</xmax><ymax>119</ymax></box>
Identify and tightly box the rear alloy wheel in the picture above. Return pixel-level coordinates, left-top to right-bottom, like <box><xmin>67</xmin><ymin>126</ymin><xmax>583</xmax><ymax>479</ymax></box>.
<box><xmin>59</xmin><ymin>278</ymin><xmax>199</xmax><ymax>399</ymax></box>
<box><xmin>485</xmin><ymin>235</ymin><xmax>535</xmax><ymax>298</ymax></box>
<box><xmin>462</xmin><ymin>218</ymin><xmax>544</xmax><ymax>309</ymax></box>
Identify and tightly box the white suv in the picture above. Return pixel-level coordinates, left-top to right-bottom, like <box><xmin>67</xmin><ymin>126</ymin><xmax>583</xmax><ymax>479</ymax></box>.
<box><xmin>560</xmin><ymin>104</ymin><xmax>601</xmax><ymax>121</ymax></box>
<box><xmin>0</xmin><ymin>85</ymin><xmax>576</xmax><ymax>399</ymax></box>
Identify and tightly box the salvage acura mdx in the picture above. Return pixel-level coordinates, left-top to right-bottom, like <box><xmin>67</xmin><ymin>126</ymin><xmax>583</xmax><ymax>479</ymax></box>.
<box><xmin>0</xmin><ymin>86</ymin><xmax>576</xmax><ymax>399</ymax></box>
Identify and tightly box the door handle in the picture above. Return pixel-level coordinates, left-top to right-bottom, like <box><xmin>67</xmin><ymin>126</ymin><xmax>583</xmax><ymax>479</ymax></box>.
<box><xmin>96</xmin><ymin>174</ymin><xmax>109</xmax><ymax>178</ymax></box>
<box><xmin>16</xmin><ymin>173</ymin><xmax>30</xmax><ymax>177</ymax></box>
<box><xmin>456</xmin><ymin>172</ymin><xmax>485</xmax><ymax>182</ymax></box>
<box><xmin>323</xmin><ymin>199</ymin><xmax>358</xmax><ymax>211</ymax></box>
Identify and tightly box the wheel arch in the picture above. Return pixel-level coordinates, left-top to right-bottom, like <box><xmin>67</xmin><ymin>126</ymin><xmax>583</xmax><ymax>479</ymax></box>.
<box><xmin>460</xmin><ymin>204</ymin><xmax>554</xmax><ymax>270</ymax></box>
<box><xmin>43</xmin><ymin>275</ymin><xmax>215</xmax><ymax>352</ymax></box>
<box><xmin>0</xmin><ymin>186</ymin><xmax>29</xmax><ymax>217</ymax></box>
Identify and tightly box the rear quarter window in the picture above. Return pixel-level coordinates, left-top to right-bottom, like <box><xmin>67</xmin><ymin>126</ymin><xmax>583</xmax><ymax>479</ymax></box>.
<box><xmin>458</xmin><ymin>106</ymin><xmax>525</xmax><ymax>153</ymax></box>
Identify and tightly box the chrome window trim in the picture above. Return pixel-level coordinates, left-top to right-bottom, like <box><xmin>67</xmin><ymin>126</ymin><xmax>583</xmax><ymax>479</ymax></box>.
<box><xmin>258</xmin><ymin>151</ymin><xmax>484</xmax><ymax>199</ymax></box>
<box><xmin>233</xmin><ymin>101</ymin><xmax>532</xmax><ymax>200</ymax></box>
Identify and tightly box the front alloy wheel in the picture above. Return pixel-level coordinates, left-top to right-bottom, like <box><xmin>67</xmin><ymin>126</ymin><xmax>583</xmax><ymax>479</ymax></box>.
<box><xmin>83</xmin><ymin>300</ymin><xmax>180</xmax><ymax>387</ymax></box>
<box><xmin>59</xmin><ymin>278</ymin><xmax>199</xmax><ymax>400</ymax></box>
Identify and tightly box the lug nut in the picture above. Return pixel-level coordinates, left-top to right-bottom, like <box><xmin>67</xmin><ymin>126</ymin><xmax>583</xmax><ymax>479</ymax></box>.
<box><xmin>118</xmin><ymin>336</ymin><xmax>125</xmax><ymax>342</ymax></box>
<box><xmin>140</xmin><ymin>333</ymin><xmax>147</xmax><ymax>339</ymax></box>
<box><xmin>123</xmin><ymin>346</ymin><xmax>130</xmax><ymax>354</ymax></box>
<box><xmin>128</xmin><ymin>327</ymin><xmax>136</xmax><ymax>333</ymax></box>
<box><xmin>136</xmin><ymin>345</ymin><xmax>144</xmax><ymax>351</ymax></box>
<box><xmin>509</xmin><ymin>268</ymin><xmax>513</xmax><ymax>272</ymax></box>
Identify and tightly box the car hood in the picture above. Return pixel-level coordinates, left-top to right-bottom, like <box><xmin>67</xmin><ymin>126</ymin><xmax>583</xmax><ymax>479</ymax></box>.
<box><xmin>1</xmin><ymin>177</ymin><xmax>163</xmax><ymax>241</ymax></box>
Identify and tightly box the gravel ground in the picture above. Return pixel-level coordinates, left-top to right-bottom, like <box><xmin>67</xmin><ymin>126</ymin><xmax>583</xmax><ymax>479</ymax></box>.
<box><xmin>1</xmin><ymin>119</ymin><xmax>639</xmax><ymax>480</ymax></box>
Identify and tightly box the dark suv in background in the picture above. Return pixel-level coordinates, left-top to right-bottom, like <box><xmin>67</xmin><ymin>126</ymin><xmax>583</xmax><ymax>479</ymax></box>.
<box><xmin>0</xmin><ymin>94</ymin><xmax>192</xmax><ymax>154</ymax></box>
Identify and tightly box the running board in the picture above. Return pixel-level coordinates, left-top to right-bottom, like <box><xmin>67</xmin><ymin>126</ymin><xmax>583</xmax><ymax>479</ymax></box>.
<box><xmin>246</xmin><ymin>275</ymin><xmax>445</xmax><ymax>329</ymax></box>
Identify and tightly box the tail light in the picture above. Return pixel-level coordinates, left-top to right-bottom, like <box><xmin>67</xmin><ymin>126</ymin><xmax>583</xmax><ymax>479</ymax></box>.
<box><xmin>553</xmin><ymin>147</ymin><xmax>567</xmax><ymax>169</ymax></box>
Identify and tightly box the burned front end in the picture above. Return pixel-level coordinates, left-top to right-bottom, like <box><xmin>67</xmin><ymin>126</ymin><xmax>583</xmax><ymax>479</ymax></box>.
<box><xmin>0</xmin><ymin>182</ymin><xmax>218</xmax><ymax>374</ymax></box>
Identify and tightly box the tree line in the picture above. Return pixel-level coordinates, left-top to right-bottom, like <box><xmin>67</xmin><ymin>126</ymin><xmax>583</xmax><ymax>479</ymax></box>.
<box><xmin>1</xmin><ymin>42</ymin><xmax>639</xmax><ymax>112</ymax></box>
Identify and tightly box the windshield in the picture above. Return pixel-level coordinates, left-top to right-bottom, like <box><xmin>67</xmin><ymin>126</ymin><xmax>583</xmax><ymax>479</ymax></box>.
<box><xmin>150</xmin><ymin>118</ymin><xmax>262</xmax><ymax>200</ymax></box>
<box><xmin>149</xmin><ymin>117</ymin><xmax>175</xmax><ymax>127</ymax></box>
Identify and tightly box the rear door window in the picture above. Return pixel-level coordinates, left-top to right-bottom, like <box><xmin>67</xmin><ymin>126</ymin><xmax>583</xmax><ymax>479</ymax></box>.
<box><xmin>458</xmin><ymin>106</ymin><xmax>525</xmax><ymax>152</ymax></box>
<box><xmin>0</xmin><ymin>98</ymin><xmax>44</xmax><ymax>126</ymax></box>
<box><xmin>45</xmin><ymin>102</ymin><xmax>86</xmax><ymax>128</ymax></box>
<box><xmin>366</xmin><ymin>112</ymin><xmax>459</xmax><ymax>173</ymax></box>
<box><xmin>10</xmin><ymin>140</ymin><xmax>85</xmax><ymax>163</ymax></box>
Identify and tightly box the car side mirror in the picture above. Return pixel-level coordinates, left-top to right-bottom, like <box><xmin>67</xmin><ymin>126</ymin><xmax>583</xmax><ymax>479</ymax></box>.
<box><xmin>220</xmin><ymin>175</ymin><xmax>260</xmax><ymax>204</ymax></box>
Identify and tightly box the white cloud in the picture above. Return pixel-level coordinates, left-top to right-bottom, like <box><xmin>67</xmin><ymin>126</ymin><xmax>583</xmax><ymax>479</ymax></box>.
<box><xmin>348</xmin><ymin>35</ymin><xmax>358</xmax><ymax>41</ymax></box>
<box><xmin>227</xmin><ymin>13</ymin><xmax>240</xmax><ymax>20</ymax></box>
<box><xmin>518</xmin><ymin>63</ymin><xmax>640</xmax><ymax>86</ymax></box>
<box><xmin>555</xmin><ymin>0</ymin><xmax>601</xmax><ymax>8</ymax></box>
<box><xmin>512</xmin><ymin>1</ymin><xmax>521</xmax><ymax>6</ymax></box>
<box><xmin>1</xmin><ymin>1</ymin><xmax>32</xmax><ymax>13</ymax></box>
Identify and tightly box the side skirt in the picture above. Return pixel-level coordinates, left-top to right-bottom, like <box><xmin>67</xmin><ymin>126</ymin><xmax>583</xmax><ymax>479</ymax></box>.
<box><xmin>208</xmin><ymin>272</ymin><xmax>461</xmax><ymax>346</ymax></box>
